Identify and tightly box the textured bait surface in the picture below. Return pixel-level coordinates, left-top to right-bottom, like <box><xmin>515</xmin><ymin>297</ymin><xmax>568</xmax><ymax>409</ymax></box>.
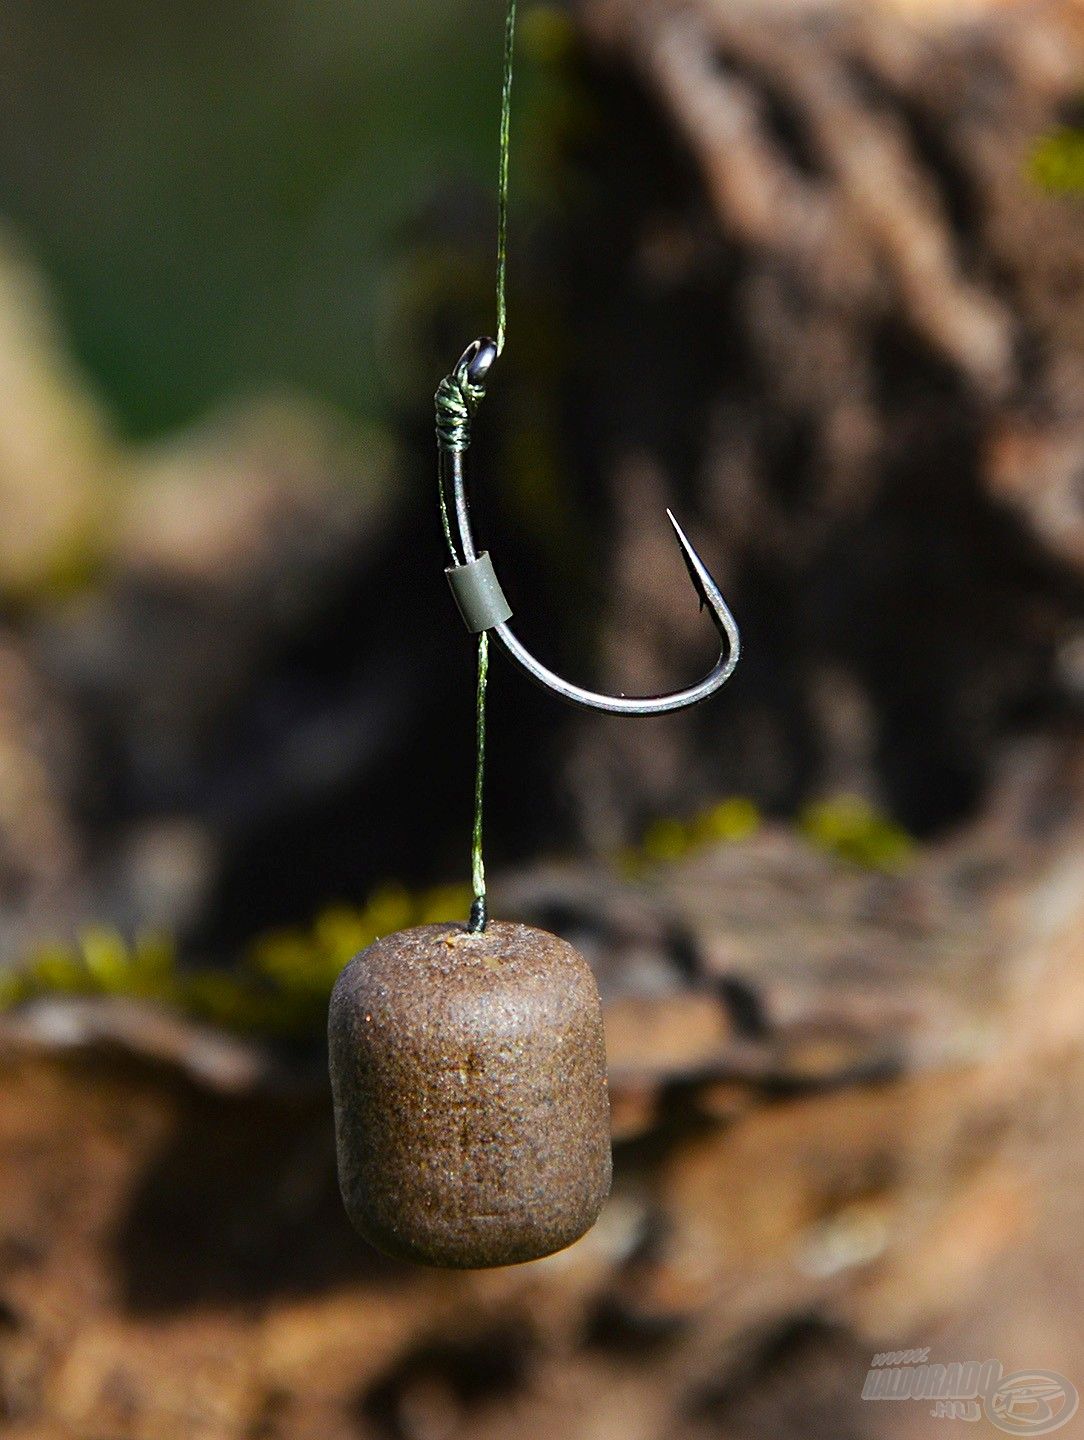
<box><xmin>328</xmin><ymin>921</ymin><xmax>612</xmax><ymax>1268</ymax></box>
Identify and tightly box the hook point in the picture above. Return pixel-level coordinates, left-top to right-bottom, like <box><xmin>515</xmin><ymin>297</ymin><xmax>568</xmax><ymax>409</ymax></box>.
<box><xmin>666</xmin><ymin>508</ymin><xmax>711</xmax><ymax>611</ymax></box>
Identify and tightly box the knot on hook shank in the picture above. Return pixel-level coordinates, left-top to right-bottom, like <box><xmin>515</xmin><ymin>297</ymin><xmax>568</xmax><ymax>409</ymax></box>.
<box><xmin>435</xmin><ymin>361</ymin><xmax>487</xmax><ymax>454</ymax></box>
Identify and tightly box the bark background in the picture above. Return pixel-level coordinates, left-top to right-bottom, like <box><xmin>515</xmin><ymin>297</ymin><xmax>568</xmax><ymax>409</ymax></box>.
<box><xmin>0</xmin><ymin>0</ymin><xmax>1082</xmax><ymax>1436</ymax></box>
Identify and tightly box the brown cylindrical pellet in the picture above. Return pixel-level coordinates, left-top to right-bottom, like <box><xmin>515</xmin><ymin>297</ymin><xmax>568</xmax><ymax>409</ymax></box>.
<box><xmin>328</xmin><ymin>921</ymin><xmax>612</xmax><ymax>1268</ymax></box>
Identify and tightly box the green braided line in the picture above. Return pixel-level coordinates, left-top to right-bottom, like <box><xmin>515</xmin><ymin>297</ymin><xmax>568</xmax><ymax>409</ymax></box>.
<box><xmin>496</xmin><ymin>0</ymin><xmax>516</xmax><ymax>355</ymax></box>
<box><xmin>437</xmin><ymin>0</ymin><xmax>517</xmax><ymax>932</ymax></box>
<box><xmin>467</xmin><ymin>630</ymin><xmax>490</xmax><ymax>932</ymax></box>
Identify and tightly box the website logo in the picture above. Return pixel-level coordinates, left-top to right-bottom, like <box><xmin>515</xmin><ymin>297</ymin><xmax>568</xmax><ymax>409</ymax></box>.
<box><xmin>862</xmin><ymin>1351</ymin><xmax>1077</xmax><ymax>1435</ymax></box>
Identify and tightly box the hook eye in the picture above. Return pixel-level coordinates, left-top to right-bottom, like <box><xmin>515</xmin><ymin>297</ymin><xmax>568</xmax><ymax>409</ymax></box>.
<box><xmin>459</xmin><ymin>337</ymin><xmax>499</xmax><ymax>387</ymax></box>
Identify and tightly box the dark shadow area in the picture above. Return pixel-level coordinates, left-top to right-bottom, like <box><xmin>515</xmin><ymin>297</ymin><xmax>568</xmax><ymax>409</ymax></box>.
<box><xmin>688</xmin><ymin>1316</ymin><xmax>876</xmax><ymax>1440</ymax></box>
<box><xmin>115</xmin><ymin>1077</ymin><xmax>409</xmax><ymax>1311</ymax></box>
<box><xmin>358</xmin><ymin>1319</ymin><xmax>536</xmax><ymax>1439</ymax></box>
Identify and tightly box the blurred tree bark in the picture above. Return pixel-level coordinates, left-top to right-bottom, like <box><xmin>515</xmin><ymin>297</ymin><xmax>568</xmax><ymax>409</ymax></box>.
<box><xmin>2</xmin><ymin>795</ymin><xmax>1083</xmax><ymax>1438</ymax></box>
<box><xmin>530</xmin><ymin>0</ymin><xmax>1084</xmax><ymax>850</ymax></box>
<box><xmin>0</xmin><ymin>2</ymin><xmax>1083</xmax><ymax>1437</ymax></box>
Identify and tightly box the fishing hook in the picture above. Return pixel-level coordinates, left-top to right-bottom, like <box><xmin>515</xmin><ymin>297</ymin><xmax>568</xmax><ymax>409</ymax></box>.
<box><xmin>437</xmin><ymin>337</ymin><xmax>740</xmax><ymax>716</ymax></box>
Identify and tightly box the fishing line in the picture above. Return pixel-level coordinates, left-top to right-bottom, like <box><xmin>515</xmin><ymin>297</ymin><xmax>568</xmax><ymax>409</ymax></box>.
<box><xmin>435</xmin><ymin>0</ymin><xmax>517</xmax><ymax>932</ymax></box>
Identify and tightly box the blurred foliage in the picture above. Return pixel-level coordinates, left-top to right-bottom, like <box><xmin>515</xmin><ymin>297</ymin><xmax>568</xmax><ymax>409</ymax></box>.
<box><xmin>799</xmin><ymin>796</ymin><xmax>914</xmax><ymax>872</ymax></box>
<box><xmin>0</xmin><ymin>0</ymin><xmax>573</xmax><ymax>437</ymax></box>
<box><xmin>1029</xmin><ymin>124</ymin><xmax>1084</xmax><ymax>194</ymax></box>
<box><xmin>629</xmin><ymin>793</ymin><xmax>911</xmax><ymax>875</ymax></box>
<box><xmin>1</xmin><ymin>795</ymin><xmax>912</xmax><ymax>1042</ymax></box>
<box><xmin>628</xmin><ymin>797</ymin><xmax>762</xmax><ymax>871</ymax></box>
<box><xmin>3</xmin><ymin>883</ymin><xmax>473</xmax><ymax>1040</ymax></box>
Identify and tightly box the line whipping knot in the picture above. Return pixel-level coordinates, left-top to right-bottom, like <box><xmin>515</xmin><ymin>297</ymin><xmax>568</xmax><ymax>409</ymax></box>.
<box><xmin>435</xmin><ymin>360</ymin><xmax>487</xmax><ymax>454</ymax></box>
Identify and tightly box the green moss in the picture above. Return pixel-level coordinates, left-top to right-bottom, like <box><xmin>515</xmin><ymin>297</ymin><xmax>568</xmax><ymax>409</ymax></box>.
<box><xmin>7</xmin><ymin>882</ymin><xmax>473</xmax><ymax>1041</ymax></box>
<box><xmin>799</xmin><ymin>795</ymin><xmax>913</xmax><ymax>871</ymax></box>
<box><xmin>4</xmin><ymin>794</ymin><xmax>911</xmax><ymax>1039</ymax></box>
<box><xmin>626</xmin><ymin>795</ymin><xmax>762</xmax><ymax>874</ymax></box>
<box><xmin>628</xmin><ymin>793</ymin><xmax>910</xmax><ymax>876</ymax></box>
<box><xmin>1029</xmin><ymin>126</ymin><xmax>1084</xmax><ymax>195</ymax></box>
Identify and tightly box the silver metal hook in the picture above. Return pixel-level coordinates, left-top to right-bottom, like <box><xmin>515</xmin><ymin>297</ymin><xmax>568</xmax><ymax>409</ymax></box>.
<box><xmin>437</xmin><ymin>338</ymin><xmax>740</xmax><ymax>716</ymax></box>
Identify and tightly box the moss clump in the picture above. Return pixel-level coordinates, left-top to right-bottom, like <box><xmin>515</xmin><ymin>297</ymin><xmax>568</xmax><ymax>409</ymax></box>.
<box><xmin>3</xmin><ymin>795</ymin><xmax>911</xmax><ymax>1038</ymax></box>
<box><xmin>1030</xmin><ymin>126</ymin><xmax>1084</xmax><ymax>195</ymax></box>
<box><xmin>622</xmin><ymin>796</ymin><xmax>761</xmax><ymax>873</ymax></box>
<box><xmin>1</xmin><ymin>928</ymin><xmax>174</xmax><ymax>1010</ymax></box>
<box><xmin>799</xmin><ymin>796</ymin><xmax>913</xmax><ymax>872</ymax></box>
<box><xmin>5</xmin><ymin>883</ymin><xmax>473</xmax><ymax>1041</ymax></box>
